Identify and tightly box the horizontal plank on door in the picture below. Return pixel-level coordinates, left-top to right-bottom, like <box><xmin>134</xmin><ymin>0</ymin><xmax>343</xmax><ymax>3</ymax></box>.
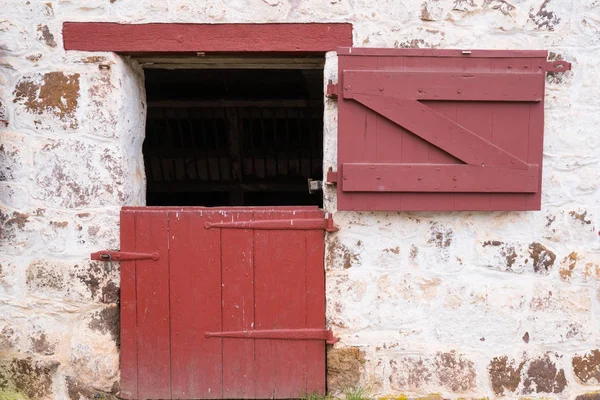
<box><xmin>343</xmin><ymin>71</ymin><xmax>544</xmax><ymax>101</ymax></box>
<box><xmin>342</xmin><ymin>163</ymin><xmax>539</xmax><ymax>193</ymax></box>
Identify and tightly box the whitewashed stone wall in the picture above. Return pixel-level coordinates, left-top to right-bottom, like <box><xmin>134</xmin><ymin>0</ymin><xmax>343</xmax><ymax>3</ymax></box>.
<box><xmin>0</xmin><ymin>0</ymin><xmax>599</xmax><ymax>399</ymax></box>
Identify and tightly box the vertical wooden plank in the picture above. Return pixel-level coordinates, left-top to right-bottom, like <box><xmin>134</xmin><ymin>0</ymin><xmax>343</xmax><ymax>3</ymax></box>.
<box><xmin>254</xmin><ymin>210</ymin><xmax>308</xmax><ymax>399</ymax></box>
<box><xmin>338</xmin><ymin>55</ymin><xmax>379</xmax><ymax>211</ymax></box>
<box><xmin>527</xmin><ymin>98</ymin><xmax>545</xmax><ymax>209</ymax></box>
<box><xmin>136</xmin><ymin>210</ymin><xmax>171</xmax><ymax>400</ymax></box>
<box><xmin>489</xmin><ymin>57</ymin><xmax>533</xmax><ymax>210</ymax></box>
<box><xmin>454</xmin><ymin>57</ymin><xmax>495</xmax><ymax>210</ymax></box>
<box><xmin>170</xmin><ymin>210</ymin><xmax>223</xmax><ymax>399</ymax></box>
<box><xmin>120</xmin><ymin>210</ymin><xmax>138</xmax><ymax>399</ymax></box>
<box><xmin>222</xmin><ymin>210</ymin><xmax>255</xmax><ymax>399</ymax></box>
<box><xmin>304</xmin><ymin>210</ymin><xmax>327</xmax><ymax>396</ymax></box>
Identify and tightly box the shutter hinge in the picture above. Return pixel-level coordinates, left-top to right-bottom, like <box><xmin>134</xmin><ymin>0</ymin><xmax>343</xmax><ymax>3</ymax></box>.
<box><xmin>326</xmin><ymin>167</ymin><xmax>338</xmax><ymax>185</ymax></box>
<box><xmin>90</xmin><ymin>250</ymin><xmax>160</xmax><ymax>261</ymax></box>
<box><xmin>545</xmin><ymin>60</ymin><xmax>571</xmax><ymax>72</ymax></box>
<box><xmin>326</xmin><ymin>80</ymin><xmax>338</xmax><ymax>99</ymax></box>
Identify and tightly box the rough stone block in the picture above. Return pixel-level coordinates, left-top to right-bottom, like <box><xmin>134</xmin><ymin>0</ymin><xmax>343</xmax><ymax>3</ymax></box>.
<box><xmin>389</xmin><ymin>351</ymin><xmax>476</xmax><ymax>393</ymax></box>
<box><xmin>573</xmin><ymin>349</ymin><xmax>600</xmax><ymax>384</ymax></box>
<box><xmin>0</xmin><ymin>357</ymin><xmax>59</xmax><ymax>400</ymax></box>
<box><xmin>327</xmin><ymin>347</ymin><xmax>366</xmax><ymax>393</ymax></box>
<box><xmin>489</xmin><ymin>352</ymin><xmax>568</xmax><ymax>395</ymax></box>
<box><xmin>13</xmin><ymin>71</ymin><xmax>81</xmax><ymax>131</ymax></box>
<box><xmin>68</xmin><ymin>306</ymin><xmax>119</xmax><ymax>392</ymax></box>
<box><xmin>31</xmin><ymin>138</ymin><xmax>126</xmax><ymax>208</ymax></box>
<box><xmin>26</xmin><ymin>259</ymin><xmax>119</xmax><ymax>304</ymax></box>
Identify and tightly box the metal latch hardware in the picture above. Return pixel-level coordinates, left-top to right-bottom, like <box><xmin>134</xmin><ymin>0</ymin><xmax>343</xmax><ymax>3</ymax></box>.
<box><xmin>205</xmin><ymin>328</ymin><xmax>339</xmax><ymax>344</ymax></box>
<box><xmin>545</xmin><ymin>60</ymin><xmax>571</xmax><ymax>72</ymax></box>
<box><xmin>308</xmin><ymin>179</ymin><xmax>322</xmax><ymax>194</ymax></box>
<box><xmin>205</xmin><ymin>214</ymin><xmax>338</xmax><ymax>232</ymax></box>
<box><xmin>90</xmin><ymin>250</ymin><xmax>160</xmax><ymax>262</ymax></box>
<box><xmin>326</xmin><ymin>168</ymin><xmax>338</xmax><ymax>185</ymax></box>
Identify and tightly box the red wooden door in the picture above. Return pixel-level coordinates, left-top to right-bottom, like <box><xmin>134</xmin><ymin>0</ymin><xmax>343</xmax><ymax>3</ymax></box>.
<box><xmin>118</xmin><ymin>206</ymin><xmax>331</xmax><ymax>400</ymax></box>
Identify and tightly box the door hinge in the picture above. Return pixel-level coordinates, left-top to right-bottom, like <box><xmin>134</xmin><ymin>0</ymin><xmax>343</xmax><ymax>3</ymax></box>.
<box><xmin>205</xmin><ymin>214</ymin><xmax>338</xmax><ymax>232</ymax></box>
<box><xmin>326</xmin><ymin>80</ymin><xmax>338</xmax><ymax>99</ymax></box>
<box><xmin>326</xmin><ymin>168</ymin><xmax>338</xmax><ymax>185</ymax></box>
<box><xmin>90</xmin><ymin>250</ymin><xmax>160</xmax><ymax>261</ymax></box>
<box><xmin>545</xmin><ymin>60</ymin><xmax>571</xmax><ymax>73</ymax></box>
<box><xmin>205</xmin><ymin>328</ymin><xmax>339</xmax><ymax>344</ymax></box>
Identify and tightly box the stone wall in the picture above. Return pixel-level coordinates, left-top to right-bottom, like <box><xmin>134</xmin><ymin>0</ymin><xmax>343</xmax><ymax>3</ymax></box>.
<box><xmin>1</xmin><ymin>0</ymin><xmax>599</xmax><ymax>399</ymax></box>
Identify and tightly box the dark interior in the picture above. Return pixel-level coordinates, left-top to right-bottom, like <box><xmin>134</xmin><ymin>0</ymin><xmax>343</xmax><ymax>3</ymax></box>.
<box><xmin>143</xmin><ymin>68</ymin><xmax>324</xmax><ymax>207</ymax></box>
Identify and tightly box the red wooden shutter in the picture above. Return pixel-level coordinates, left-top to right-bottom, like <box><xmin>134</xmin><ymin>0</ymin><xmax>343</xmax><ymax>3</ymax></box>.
<box><xmin>113</xmin><ymin>206</ymin><xmax>332</xmax><ymax>400</ymax></box>
<box><xmin>334</xmin><ymin>47</ymin><xmax>566</xmax><ymax>211</ymax></box>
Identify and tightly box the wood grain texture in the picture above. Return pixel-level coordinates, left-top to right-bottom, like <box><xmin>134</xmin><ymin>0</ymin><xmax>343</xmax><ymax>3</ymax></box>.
<box><xmin>342</xmin><ymin>164</ymin><xmax>539</xmax><ymax>192</ymax></box>
<box><xmin>343</xmin><ymin>71</ymin><xmax>544</xmax><ymax>101</ymax></box>
<box><xmin>119</xmin><ymin>210</ymin><xmax>137</xmax><ymax>399</ymax></box>
<box><xmin>63</xmin><ymin>23</ymin><xmax>352</xmax><ymax>52</ymax></box>
<box><xmin>170</xmin><ymin>211</ymin><xmax>223</xmax><ymax>399</ymax></box>
<box><xmin>351</xmin><ymin>94</ymin><xmax>529</xmax><ymax>169</ymax></box>
<box><xmin>136</xmin><ymin>211</ymin><xmax>171</xmax><ymax>400</ymax></box>
<box><xmin>221</xmin><ymin>211</ymin><xmax>255</xmax><ymax>399</ymax></box>
<box><xmin>337</xmin><ymin>50</ymin><xmax>547</xmax><ymax>211</ymax></box>
<box><xmin>120</xmin><ymin>207</ymin><xmax>328</xmax><ymax>398</ymax></box>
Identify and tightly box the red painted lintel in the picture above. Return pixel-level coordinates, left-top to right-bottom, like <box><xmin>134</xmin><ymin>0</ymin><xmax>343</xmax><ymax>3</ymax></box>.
<box><xmin>62</xmin><ymin>22</ymin><xmax>353</xmax><ymax>53</ymax></box>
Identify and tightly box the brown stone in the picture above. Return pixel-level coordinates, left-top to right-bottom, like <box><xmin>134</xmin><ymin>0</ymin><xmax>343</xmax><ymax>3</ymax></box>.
<box><xmin>575</xmin><ymin>393</ymin><xmax>600</xmax><ymax>400</ymax></box>
<box><xmin>489</xmin><ymin>355</ymin><xmax>525</xmax><ymax>395</ymax></box>
<box><xmin>573</xmin><ymin>349</ymin><xmax>600</xmax><ymax>384</ymax></box>
<box><xmin>434</xmin><ymin>351</ymin><xmax>476</xmax><ymax>392</ymax></box>
<box><xmin>0</xmin><ymin>357</ymin><xmax>59</xmax><ymax>399</ymax></box>
<box><xmin>101</xmin><ymin>281</ymin><xmax>119</xmax><ymax>304</ymax></box>
<box><xmin>528</xmin><ymin>242</ymin><xmax>556</xmax><ymax>274</ymax></box>
<box><xmin>37</xmin><ymin>24</ymin><xmax>57</xmax><ymax>47</ymax></box>
<box><xmin>88</xmin><ymin>305</ymin><xmax>120</xmax><ymax>347</ymax></box>
<box><xmin>66</xmin><ymin>376</ymin><xmax>119</xmax><ymax>400</ymax></box>
<box><xmin>13</xmin><ymin>72</ymin><xmax>80</xmax><ymax>128</ymax></box>
<box><xmin>327</xmin><ymin>347</ymin><xmax>365</xmax><ymax>392</ymax></box>
<box><xmin>523</xmin><ymin>354</ymin><xmax>567</xmax><ymax>394</ymax></box>
<box><xmin>31</xmin><ymin>332</ymin><xmax>56</xmax><ymax>356</ymax></box>
<box><xmin>327</xmin><ymin>237</ymin><xmax>359</xmax><ymax>269</ymax></box>
<box><xmin>389</xmin><ymin>356</ymin><xmax>433</xmax><ymax>390</ymax></box>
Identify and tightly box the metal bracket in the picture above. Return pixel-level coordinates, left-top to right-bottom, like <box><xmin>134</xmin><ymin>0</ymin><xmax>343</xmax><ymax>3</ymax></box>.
<box><xmin>545</xmin><ymin>60</ymin><xmax>571</xmax><ymax>72</ymax></box>
<box><xmin>326</xmin><ymin>168</ymin><xmax>338</xmax><ymax>185</ymax></box>
<box><xmin>308</xmin><ymin>179</ymin><xmax>322</xmax><ymax>194</ymax></box>
<box><xmin>205</xmin><ymin>328</ymin><xmax>339</xmax><ymax>345</ymax></box>
<box><xmin>326</xmin><ymin>80</ymin><xmax>338</xmax><ymax>99</ymax></box>
<box><xmin>90</xmin><ymin>250</ymin><xmax>160</xmax><ymax>261</ymax></box>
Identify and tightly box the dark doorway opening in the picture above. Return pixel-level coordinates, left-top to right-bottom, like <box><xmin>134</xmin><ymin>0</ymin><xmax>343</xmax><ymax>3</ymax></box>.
<box><xmin>143</xmin><ymin>63</ymin><xmax>324</xmax><ymax>207</ymax></box>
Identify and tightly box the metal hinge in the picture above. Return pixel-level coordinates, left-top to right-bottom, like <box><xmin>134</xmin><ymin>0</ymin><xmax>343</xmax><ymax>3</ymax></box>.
<box><xmin>90</xmin><ymin>250</ymin><xmax>160</xmax><ymax>261</ymax></box>
<box><xmin>326</xmin><ymin>80</ymin><xmax>338</xmax><ymax>99</ymax></box>
<box><xmin>205</xmin><ymin>214</ymin><xmax>338</xmax><ymax>232</ymax></box>
<box><xmin>326</xmin><ymin>168</ymin><xmax>338</xmax><ymax>185</ymax></box>
<box><xmin>205</xmin><ymin>328</ymin><xmax>339</xmax><ymax>344</ymax></box>
<box><xmin>545</xmin><ymin>60</ymin><xmax>571</xmax><ymax>73</ymax></box>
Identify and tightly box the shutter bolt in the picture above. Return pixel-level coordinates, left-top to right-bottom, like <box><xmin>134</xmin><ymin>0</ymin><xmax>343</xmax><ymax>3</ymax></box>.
<box><xmin>379</xmin><ymin>87</ymin><xmax>384</xmax><ymax>92</ymax></box>
<box><xmin>457</xmin><ymin>89</ymin><xmax>462</xmax><ymax>94</ymax></box>
<box><xmin>418</xmin><ymin>177</ymin><xmax>422</xmax><ymax>181</ymax></box>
